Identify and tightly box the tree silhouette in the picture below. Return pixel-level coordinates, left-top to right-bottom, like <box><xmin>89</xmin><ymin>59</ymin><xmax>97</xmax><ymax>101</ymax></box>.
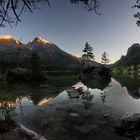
<box><xmin>133</xmin><ymin>0</ymin><xmax>140</xmax><ymax>26</ymax></box>
<box><xmin>71</xmin><ymin>0</ymin><xmax>100</xmax><ymax>12</ymax></box>
<box><xmin>0</xmin><ymin>0</ymin><xmax>140</xmax><ymax>28</ymax></box>
<box><xmin>0</xmin><ymin>0</ymin><xmax>99</xmax><ymax>27</ymax></box>
<box><xmin>31</xmin><ymin>52</ymin><xmax>41</xmax><ymax>72</ymax></box>
<box><xmin>101</xmin><ymin>51</ymin><xmax>110</xmax><ymax>65</ymax></box>
<box><xmin>0</xmin><ymin>1</ymin><xmax>140</xmax><ymax>27</ymax></box>
<box><xmin>82</xmin><ymin>41</ymin><xmax>94</xmax><ymax>68</ymax></box>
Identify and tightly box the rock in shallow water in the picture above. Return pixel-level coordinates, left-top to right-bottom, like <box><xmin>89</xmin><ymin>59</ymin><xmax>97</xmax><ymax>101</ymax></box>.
<box><xmin>69</xmin><ymin>113</ymin><xmax>79</xmax><ymax>117</ymax></box>
<box><xmin>135</xmin><ymin>136</ymin><xmax>140</xmax><ymax>140</ymax></box>
<box><xmin>103</xmin><ymin>113</ymin><xmax>110</xmax><ymax>118</ymax></box>
<box><xmin>115</xmin><ymin>113</ymin><xmax>140</xmax><ymax>137</ymax></box>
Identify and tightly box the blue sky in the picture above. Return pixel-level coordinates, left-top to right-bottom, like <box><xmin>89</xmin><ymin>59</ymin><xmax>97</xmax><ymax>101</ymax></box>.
<box><xmin>0</xmin><ymin>0</ymin><xmax>140</xmax><ymax>63</ymax></box>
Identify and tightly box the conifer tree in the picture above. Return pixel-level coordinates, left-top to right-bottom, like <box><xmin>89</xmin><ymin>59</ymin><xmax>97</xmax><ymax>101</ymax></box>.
<box><xmin>82</xmin><ymin>42</ymin><xmax>94</xmax><ymax>68</ymax></box>
<box><xmin>101</xmin><ymin>51</ymin><xmax>110</xmax><ymax>65</ymax></box>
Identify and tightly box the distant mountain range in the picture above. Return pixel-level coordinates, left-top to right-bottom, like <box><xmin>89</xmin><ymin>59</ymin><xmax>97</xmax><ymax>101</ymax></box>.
<box><xmin>0</xmin><ymin>35</ymin><xmax>100</xmax><ymax>68</ymax></box>
<box><xmin>1</xmin><ymin>35</ymin><xmax>139</xmax><ymax>69</ymax></box>
<box><xmin>111</xmin><ymin>43</ymin><xmax>140</xmax><ymax>67</ymax></box>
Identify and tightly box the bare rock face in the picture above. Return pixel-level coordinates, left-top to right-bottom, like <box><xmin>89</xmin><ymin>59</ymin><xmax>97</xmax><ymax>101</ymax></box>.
<box><xmin>113</xmin><ymin>43</ymin><xmax>140</xmax><ymax>66</ymax></box>
<box><xmin>127</xmin><ymin>43</ymin><xmax>140</xmax><ymax>57</ymax></box>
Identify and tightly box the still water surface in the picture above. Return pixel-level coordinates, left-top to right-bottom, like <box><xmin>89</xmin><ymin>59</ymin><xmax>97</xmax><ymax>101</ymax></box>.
<box><xmin>0</xmin><ymin>76</ymin><xmax>140</xmax><ymax>140</ymax></box>
<box><xmin>16</xmin><ymin>78</ymin><xmax>140</xmax><ymax>115</ymax></box>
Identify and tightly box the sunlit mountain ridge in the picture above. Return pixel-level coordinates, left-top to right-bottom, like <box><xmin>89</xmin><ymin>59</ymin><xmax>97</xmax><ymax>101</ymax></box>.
<box><xmin>0</xmin><ymin>35</ymin><xmax>101</xmax><ymax>68</ymax></box>
<box><xmin>0</xmin><ymin>35</ymin><xmax>139</xmax><ymax>68</ymax></box>
<box><xmin>0</xmin><ymin>35</ymin><xmax>22</xmax><ymax>46</ymax></box>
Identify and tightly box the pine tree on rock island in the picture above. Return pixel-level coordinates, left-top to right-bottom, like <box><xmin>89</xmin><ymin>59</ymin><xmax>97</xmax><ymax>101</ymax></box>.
<box><xmin>82</xmin><ymin>41</ymin><xmax>95</xmax><ymax>68</ymax></box>
<box><xmin>101</xmin><ymin>51</ymin><xmax>110</xmax><ymax>65</ymax></box>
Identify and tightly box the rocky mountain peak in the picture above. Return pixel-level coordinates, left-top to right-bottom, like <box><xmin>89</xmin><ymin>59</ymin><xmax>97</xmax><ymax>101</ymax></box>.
<box><xmin>113</xmin><ymin>43</ymin><xmax>140</xmax><ymax>67</ymax></box>
<box><xmin>33</xmin><ymin>37</ymin><xmax>51</xmax><ymax>44</ymax></box>
<box><xmin>0</xmin><ymin>35</ymin><xmax>22</xmax><ymax>45</ymax></box>
<box><xmin>127</xmin><ymin>43</ymin><xmax>140</xmax><ymax>56</ymax></box>
<box><xmin>27</xmin><ymin>37</ymin><xmax>54</xmax><ymax>49</ymax></box>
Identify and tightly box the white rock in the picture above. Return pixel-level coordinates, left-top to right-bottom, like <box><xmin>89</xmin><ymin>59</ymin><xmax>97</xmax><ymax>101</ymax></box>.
<box><xmin>69</xmin><ymin>113</ymin><xmax>79</xmax><ymax>117</ymax></box>
<box><xmin>17</xmin><ymin>124</ymin><xmax>47</xmax><ymax>140</ymax></box>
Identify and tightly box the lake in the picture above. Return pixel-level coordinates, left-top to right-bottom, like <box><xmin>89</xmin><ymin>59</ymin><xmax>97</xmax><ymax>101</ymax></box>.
<box><xmin>0</xmin><ymin>75</ymin><xmax>140</xmax><ymax>140</ymax></box>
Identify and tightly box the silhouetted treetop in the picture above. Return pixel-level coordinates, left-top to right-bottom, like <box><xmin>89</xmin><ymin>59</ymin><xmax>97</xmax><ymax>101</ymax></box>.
<box><xmin>0</xmin><ymin>0</ymin><xmax>50</xmax><ymax>27</ymax></box>
<box><xmin>0</xmin><ymin>0</ymin><xmax>99</xmax><ymax>27</ymax></box>
<box><xmin>71</xmin><ymin>0</ymin><xmax>100</xmax><ymax>12</ymax></box>
<box><xmin>133</xmin><ymin>0</ymin><xmax>140</xmax><ymax>26</ymax></box>
<box><xmin>82</xmin><ymin>41</ymin><xmax>94</xmax><ymax>68</ymax></box>
<box><xmin>101</xmin><ymin>51</ymin><xmax>110</xmax><ymax>65</ymax></box>
<box><xmin>0</xmin><ymin>0</ymin><xmax>139</xmax><ymax>27</ymax></box>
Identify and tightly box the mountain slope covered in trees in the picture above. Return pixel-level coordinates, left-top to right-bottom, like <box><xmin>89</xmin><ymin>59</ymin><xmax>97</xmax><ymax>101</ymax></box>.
<box><xmin>0</xmin><ymin>36</ymin><xmax>100</xmax><ymax>69</ymax></box>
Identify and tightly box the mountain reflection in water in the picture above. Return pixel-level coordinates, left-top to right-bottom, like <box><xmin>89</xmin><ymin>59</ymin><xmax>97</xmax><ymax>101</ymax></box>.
<box><xmin>0</xmin><ymin>76</ymin><xmax>140</xmax><ymax>110</ymax></box>
<box><xmin>0</xmin><ymin>76</ymin><xmax>140</xmax><ymax>140</ymax></box>
<box><xmin>39</xmin><ymin>77</ymin><xmax>140</xmax><ymax>115</ymax></box>
<box><xmin>113</xmin><ymin>74</ymin><xmax>140</xmax><ymax>99</ymax></box>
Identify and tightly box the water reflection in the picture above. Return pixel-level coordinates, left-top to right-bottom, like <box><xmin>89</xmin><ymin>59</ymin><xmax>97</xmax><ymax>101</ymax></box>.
<box><xmin>100</xmin><ymin>89</ymin><xmax>107</xmax><ymax>104</ymax></box>
<box><xmin>67</xmin><ymin>82</ymin><xmax>87</xmax><ymax>99</ymax></box>
<box><xmin>83</xmin><ymin>79</ymin><xmax>111</xmax><ymax>90</ymax></box>
<box><xmin>0</xmin><ymin>75</ymin><xmax>140</xmax><ymax>116</ymax></box>
<box><xmin>81</xmin><ymin>89</ymin><xmax>94</xmax><ymax>109</ymax></box>
<box><xmin>0</xmin><ymin>101</ymin><xmax>16</xmax><ymax>132</ymax></box>
<box><xmin>1</xmin><ymin>75</ymin><xmax>140</xmax><ymax>140</ymax></box>
<box><xmin>66</xmin><ymin>82</ymin><xmax>94</xmax><ymax>108</ymax></box>
<box><xmin>113</xmin><ymin>74</ymin><xmax>140</xmax><ymax>99</ymax></box>
<box><xmin>0</xmin><ymin>96</ymin><xmax>53</xmax><ymax>108</ymax></box>
<box><xmin>37</xmin><ymin>97</ymin><xmax>52</xmax><ymax>106</ymax></box>
<box><xmin>0</xmin><ymin>74</ymin><xmax>139</xmax><ymax>110</ymax></box>
<box><xmin>66</xmin><ymin>80</ymin><xmax>110</xmax><ymax>108</ymax></box>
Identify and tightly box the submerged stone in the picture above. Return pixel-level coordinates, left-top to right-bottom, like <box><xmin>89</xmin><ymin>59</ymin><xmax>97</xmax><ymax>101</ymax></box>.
<box><xmin>69</xmin><ymin>113</ymin><xmax>79</xmax><ymax>117</ymax></box>
<box><xmin>115</xmin><ymin>113</ymin><xmax>140</xmax><ymax>137</ymax></box>
<box><xmin>103</xmin><ymin>113</ymin><xmax>110</xmax><ymax>118</ymax></box>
